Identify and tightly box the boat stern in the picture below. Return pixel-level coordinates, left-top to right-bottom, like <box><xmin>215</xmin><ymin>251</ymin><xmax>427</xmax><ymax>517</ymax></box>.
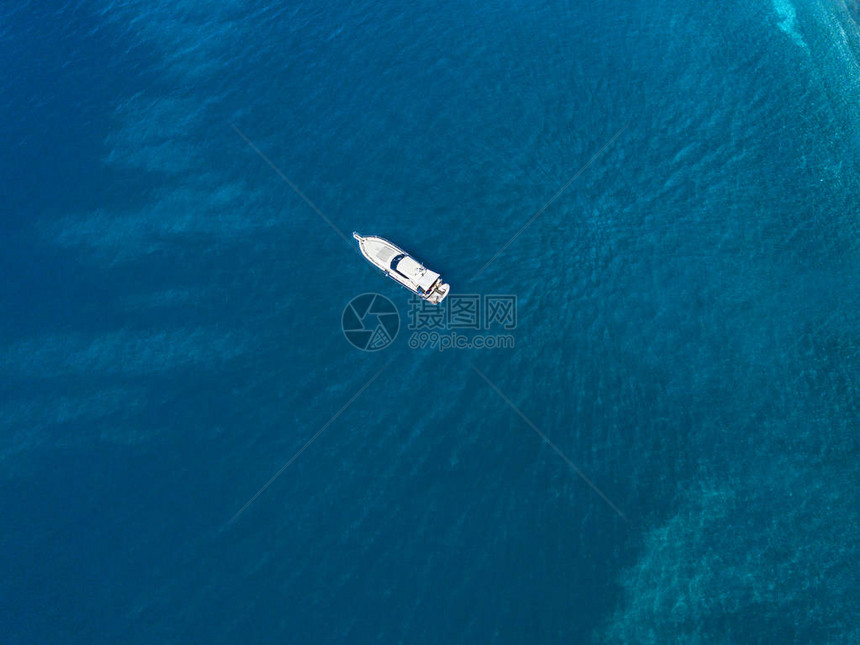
<box><xmin>426</xmin><ymin>279</ymin><xmax>450</xmax><ymax>304</ymax></box>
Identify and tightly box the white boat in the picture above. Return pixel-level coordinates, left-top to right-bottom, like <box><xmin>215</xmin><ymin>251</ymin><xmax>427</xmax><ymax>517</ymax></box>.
<box><xmin>353</xmin><ymin>233</ymin><xmax>450</xmax><ymax>304</ymax></box>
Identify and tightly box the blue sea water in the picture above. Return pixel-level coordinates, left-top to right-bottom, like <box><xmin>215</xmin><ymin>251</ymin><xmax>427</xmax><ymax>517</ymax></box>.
<box><xmin>1</xmin><ymin>0</ymin><xmax>859</xmax><ymax>643</ymax></box>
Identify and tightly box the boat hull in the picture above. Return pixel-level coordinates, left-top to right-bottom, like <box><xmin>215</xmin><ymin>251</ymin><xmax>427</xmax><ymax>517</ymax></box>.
<box><xmin>353</xmin><ymin>233</ymin><xmax>450</xmax><ymax>304</ymax></box>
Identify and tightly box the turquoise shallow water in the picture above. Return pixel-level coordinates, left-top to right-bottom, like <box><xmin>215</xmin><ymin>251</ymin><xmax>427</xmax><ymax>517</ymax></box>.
<box><xmin>1</xmin><ymin>0</ymin><xmax>859</xmax><ymax>643</ymax></box>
